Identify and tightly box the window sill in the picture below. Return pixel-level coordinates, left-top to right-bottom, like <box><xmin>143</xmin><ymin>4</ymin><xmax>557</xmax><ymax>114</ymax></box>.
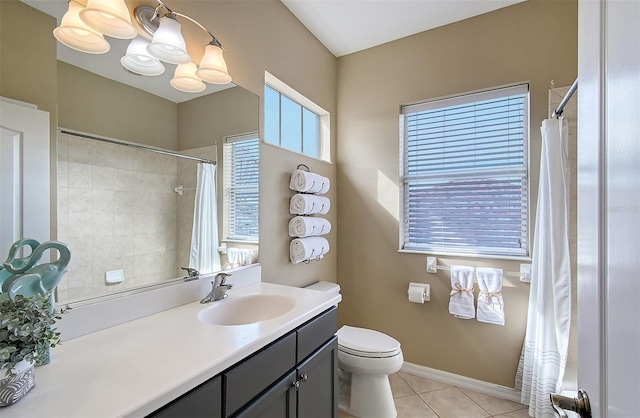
<box><xmin>397</xmin><ymin>249</ymin><xmax>531</xmax><ymax>262</ymax></box>
<box><xmin>223</xmin><ymin>239</ymin><xmax>259</xmax><ymax>245</ymax></box>
<box><xmin>262</xmin><ymin>141</ymin><xmax>333</xmax><ymax>165</ymax></box>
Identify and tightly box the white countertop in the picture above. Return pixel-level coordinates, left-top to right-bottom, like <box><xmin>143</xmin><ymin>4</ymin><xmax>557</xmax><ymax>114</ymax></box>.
<box><xmin>3</xmin><ymin>282</ymin><xmax>341</xmax><ymax>418</ymax></box>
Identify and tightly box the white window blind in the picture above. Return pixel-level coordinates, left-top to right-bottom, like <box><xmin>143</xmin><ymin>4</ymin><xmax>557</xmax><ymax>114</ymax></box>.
<box><xmin>400</xmin><ymin>84</ymin><xmax>529</xmax><ymax>258</ymax></box>
<box><xmin>223</xmin><ymin>134</ymin><xmax>259</xmax><ymax>241</ymax></box>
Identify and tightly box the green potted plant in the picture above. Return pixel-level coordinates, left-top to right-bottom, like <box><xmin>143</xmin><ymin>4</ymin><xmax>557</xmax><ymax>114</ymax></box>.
<box><xmin>0</xmin><ymin>293</ymin><xmax>66</xmax><ymax>407</ymax></box>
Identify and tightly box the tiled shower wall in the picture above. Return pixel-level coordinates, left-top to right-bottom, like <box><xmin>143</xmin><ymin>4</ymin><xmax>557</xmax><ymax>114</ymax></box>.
<box><xmin>56</xmin><ymin>132</ymin><xmax>184</xmax><ymax>303</ymax></box>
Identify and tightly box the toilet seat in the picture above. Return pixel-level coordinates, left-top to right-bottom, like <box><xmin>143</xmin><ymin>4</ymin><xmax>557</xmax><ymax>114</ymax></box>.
<box><xmin>337</xmin><ymin>325</ymin><xmax>401</xmax><ymax>358</ymax></box>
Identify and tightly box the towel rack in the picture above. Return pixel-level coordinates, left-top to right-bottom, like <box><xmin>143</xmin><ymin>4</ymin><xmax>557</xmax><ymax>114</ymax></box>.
<box><xmin>289</xmin><ymin>164</ymin><xmax>330</xmax><ymax>264</ymax></box>
<box><xmin>426</xmin><ymin>257</ymin><xmax>531</xmax><ymax>281</ymax></box>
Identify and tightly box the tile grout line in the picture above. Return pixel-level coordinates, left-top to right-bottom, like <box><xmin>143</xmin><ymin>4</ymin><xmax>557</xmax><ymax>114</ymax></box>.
<box><xmin>393</xmin><ymin>373</ymin><xmax>443</xmax><ymax>418</ymax></box>
<box><xmin>458</xmin><ymin>387</ymin><xmax>494</xmax><ymax>417</ymax></box>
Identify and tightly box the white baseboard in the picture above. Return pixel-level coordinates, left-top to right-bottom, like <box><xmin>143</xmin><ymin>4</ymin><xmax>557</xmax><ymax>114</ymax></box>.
<box><xmin>400</xmin><ymin>362</ymin><xmax>523</xmax><ymax>404</ymax></box>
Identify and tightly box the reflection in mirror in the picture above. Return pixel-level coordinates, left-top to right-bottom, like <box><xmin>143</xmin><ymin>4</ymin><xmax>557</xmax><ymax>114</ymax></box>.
<box><xmin>54</xmin><ymin>62</ymin><xmax>259</xmax><ymax>306</ymax></box>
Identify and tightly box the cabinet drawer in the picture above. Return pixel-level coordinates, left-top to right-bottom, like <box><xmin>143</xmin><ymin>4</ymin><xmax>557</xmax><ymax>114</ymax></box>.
<box><xmin>224</xmin><ymin>332</ymin><xmax>297</xmax><ymax>417</ymax></box>
<box><xmin>148</xmin><ymin>375</ymin><xmax>221</xmax><ymax>418</ymax></box>
<box><xmin>296</xmin><ymin>306</ymin><xmax>337</xmax><ymax>362</ymax></box>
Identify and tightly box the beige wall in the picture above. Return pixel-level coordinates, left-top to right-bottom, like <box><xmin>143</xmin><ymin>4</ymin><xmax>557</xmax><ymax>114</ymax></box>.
<box><xmin>58</xmin><ymin>62</ymin><xmax>178</xmax><ymax>150</ymax></box>
<box><xmin>0</xmin><ymin>0</ymin><xmax>57</xmax><ymax>132</ymax></box>
<box><xmin>177</xmin><ymin>86</ymin><xmax>259</xmax><ymax>151</ymax></box>
<box><xmin>335</xmin><ymin>0</ymin><xmax>577</xmax><ymax>386</ymax></box>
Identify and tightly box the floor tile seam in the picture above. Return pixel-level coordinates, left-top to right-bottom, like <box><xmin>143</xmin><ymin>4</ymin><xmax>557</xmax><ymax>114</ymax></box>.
<box><xmin>458</xmin><ymin>387</ymin><xmax>530</xmax><ymax>415</ymax></box>
<box><xmin>458</xmin><ymin>386</ymin><xmax>494</xmax><ymax>417</ymax></box>
<box><xmin>404</xmin><ymin>394</ymin><xmax>441</xmax><ymax>418</ymax></box>
<box><xmin>414</xmin><ymin>385</ymin><xmax>457</xmax><ymax>396</ymax></box>
<box><xmin>393</xmin><ymin>393</ymin><xmax>419</xmax><ymax>400</ymax></box>
<box><xmin>418</xmin><ymin>386</ymin><xmax>493</xmax><ymax>418</ymax></box>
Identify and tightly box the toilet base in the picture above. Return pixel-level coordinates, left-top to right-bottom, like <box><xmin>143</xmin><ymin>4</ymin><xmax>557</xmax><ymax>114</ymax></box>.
<box><xmin>338</xmin><ymin>370</ymin><xmax>397</xmax><ymax>418</ymax></box>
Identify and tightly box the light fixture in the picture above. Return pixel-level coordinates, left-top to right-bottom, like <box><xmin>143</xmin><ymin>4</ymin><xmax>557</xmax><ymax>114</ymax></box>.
<box><xmin>147</xmin><ymin>14</ymin><xmax>190</xmax><ymax>65</ymax></box>
<box><xmin>53</xmin><ymin>1</ymin><xmax>110</xmax><ymax>54</ymax></box>
<box><xmin>53</xmin><ymin>0</ymin><xmax>232</xmax><ymax>94</ymax></box>
<box><xmin>171</xmin><ymin>63</ymin><xmax>206</xmax><ymax>93</ymax></box>
<box><xmin>196</xmin><ymin>42</ymin><xmax>232</xmax><ymax>85</ymax></box>
<box><xmin>79</xmin><ymin>0</ymin><xmax>137</xmax><ymax>39</ymax></box>
<box><xmin>121</xmin><ymin>37</ymin><xmax>165</xmax><ymax>76</ymax></box>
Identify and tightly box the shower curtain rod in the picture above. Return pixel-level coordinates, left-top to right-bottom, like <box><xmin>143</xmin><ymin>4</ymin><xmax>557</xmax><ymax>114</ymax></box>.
<box><xmin>58</xmin><ymin>129</ymin><xmax>216</xmax><ymax>165</ymax></box>
<box><xmin>552</xmin><ymin>78</ymin><xmax>578</xmax><ymax>118</ymax></box>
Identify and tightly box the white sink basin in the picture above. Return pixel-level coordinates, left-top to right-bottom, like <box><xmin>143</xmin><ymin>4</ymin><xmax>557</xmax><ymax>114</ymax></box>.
<box><xmin>197</xmin><ymin>294</ymin><xmax>296</xmax><ymax>326</ymax></box>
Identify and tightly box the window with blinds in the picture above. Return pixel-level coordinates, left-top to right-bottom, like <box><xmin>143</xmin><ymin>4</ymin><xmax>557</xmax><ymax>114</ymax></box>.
<box><xmin>400</xmin><ymin>84</ymin><xmax>529</xmax><ymax>258</ymax></box>
<box><xmin>223</xmin><ymin>134</ymin><xmax>260</xmax><ymax>241</ymax></box>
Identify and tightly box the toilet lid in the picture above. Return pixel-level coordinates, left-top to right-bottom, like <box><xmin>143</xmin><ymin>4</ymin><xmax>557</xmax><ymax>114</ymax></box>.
<box><xmin>337</xmin><ymin>326</ymin><xmax>401</xmax><ymax>357</ymax></box>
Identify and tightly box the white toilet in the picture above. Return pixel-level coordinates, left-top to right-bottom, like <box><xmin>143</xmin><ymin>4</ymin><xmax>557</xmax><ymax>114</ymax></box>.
<box><xmin>306</xmin><ymin>281</ymin><xmax>404</xmax><ymax>418</ymax></box>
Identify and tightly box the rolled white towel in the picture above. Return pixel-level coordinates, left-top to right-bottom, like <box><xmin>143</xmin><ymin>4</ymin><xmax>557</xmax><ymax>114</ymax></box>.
<box><xmin>290</xmin><ymin>237</ymin><xmax>330</xmax><ymax>264</ymax></box>
<box><xmin>288</xmin><ymin>216</ymin><xmax>332</xmax><ymax>237</ymax></box>
<box><xmin>289</xmin><ymin>169</ymin><xmax>331</xmax><ymax>194</ymax></box>
<box><xmin>289</xmin><ymin>194</ymin><xmax>330</xmax><ymax>215</ymax></box>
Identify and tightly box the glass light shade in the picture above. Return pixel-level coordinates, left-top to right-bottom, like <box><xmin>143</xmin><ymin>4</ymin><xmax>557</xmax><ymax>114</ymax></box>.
<box><xmin>79</xmin><ymin>0</ymin><xmax>137</xmax><ymax>39</ymax></box>
<box><xmin>195</xmin><ymin>44</ymin><xmax>232</xmax><ymax>84</ymax></box>
<box><xmin>121</xmin><ymin>37</ymin><xmax>165</xmax><ymax>76</ymax></box>
<box><xmin>147</xmin><ymin>17</ymin><xmax>191</xmax><ymax>65</ymax></box>
<box><xmin>53</xmin><ymin>1</ymin><xmax>110</xmax><ymax>54</ymax></box>
<box><xmin>171</xmin><ymin>63</ymin><xmax>206</xmax><ymax>93</ymax></box>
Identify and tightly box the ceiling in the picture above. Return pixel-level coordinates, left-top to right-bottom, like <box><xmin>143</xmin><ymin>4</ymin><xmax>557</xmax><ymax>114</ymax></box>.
<box><xmin>280</xmin><ymin>0</ymin><xmax>526</xmax><ymax>57</ymax></box>
<box><xmin>20</xmin><ymin>0</ymin><xmax>526</xmax><ymax>101</ymax></box>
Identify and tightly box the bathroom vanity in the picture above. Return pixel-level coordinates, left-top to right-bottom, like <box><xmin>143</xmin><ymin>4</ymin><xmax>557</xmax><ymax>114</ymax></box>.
<box><xmin>150</xmin><ymin>306</ymin><xmax>338</xmax><ymax>417</ymax></box>
<box><xmin>2</xmin><ymin>281</ymin><xmax>341</xmax><ymax>418</ymax></box>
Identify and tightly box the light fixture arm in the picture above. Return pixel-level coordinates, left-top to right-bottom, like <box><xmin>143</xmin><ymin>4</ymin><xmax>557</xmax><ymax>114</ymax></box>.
<box><xmin>171</xmin><ymin>11</ymin><xmax>224</xmax><ymax>50</ymax></box>
<box><xmin>143</xmin><ymin>0</ymin><xmax>224</xmax><ymax>50</ymax></box>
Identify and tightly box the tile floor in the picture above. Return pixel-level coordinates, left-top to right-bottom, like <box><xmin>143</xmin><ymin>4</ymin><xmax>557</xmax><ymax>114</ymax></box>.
<box><xmin>338</xmin><ymin>372</ymin><xmax>530</xmax><ymax>418</ymax></box>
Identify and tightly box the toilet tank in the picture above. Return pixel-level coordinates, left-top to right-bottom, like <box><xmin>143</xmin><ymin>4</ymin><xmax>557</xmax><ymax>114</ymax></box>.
<box><xmin>305</xmin><ymin>281</ymin><xmax>340</xmax><ymax>293</ymax></box>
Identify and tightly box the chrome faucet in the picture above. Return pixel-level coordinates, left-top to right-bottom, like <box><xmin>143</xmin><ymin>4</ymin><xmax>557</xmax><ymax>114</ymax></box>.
<box><xmin>200</xmin><ymin>272</ymin><xmax>233</xmax><ymax>304</ymax></box>
<box><xmin>181</xmin><ymin>267</ymin><xmax>200</xmax><ymax>281</ymax></box>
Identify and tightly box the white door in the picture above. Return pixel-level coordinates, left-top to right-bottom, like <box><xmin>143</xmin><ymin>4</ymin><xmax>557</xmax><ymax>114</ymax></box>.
<box><xmin>577</xmin><ymin>0</ymin><xmax>640</xmax><ymax>416</ymax></box>
<box><xmin>0</xmin><ymin>98</ymin><xmax>50</xmax><ymax>257</ymax></box>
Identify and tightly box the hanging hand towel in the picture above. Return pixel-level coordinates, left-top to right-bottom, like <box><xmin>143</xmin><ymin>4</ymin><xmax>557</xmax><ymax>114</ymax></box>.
<box><xmin>290</xmin><ymin>237</ymin><xmax>330</xmax><ymax>264</ymax></box>
<box><xmin>476</xmin><ymin>268</ymin><xmax>505</xmax><ymax>326</ymax></box>
<box><xmin>227</xmin><ymin>248</ymin><xmax>253</xmax><ymax>268</ymax></box>
<box><xmin>289</xmin><ymin>194</ymin><xmax>331</xmax><ymax>215</ymax></box>
<box><xmin>289</xmin><ymin>169</ymin><xmax>331</xmax><ymax>194</ymax></box>
<box><xmin>448</xmin><ymin>265</ymin><xmax>476</xmax><ymax>319</ymax></box>
<box><xmin>288</xmin><ymin>216</ymin><xmax>332</xmax><ymax>237</ymax></box>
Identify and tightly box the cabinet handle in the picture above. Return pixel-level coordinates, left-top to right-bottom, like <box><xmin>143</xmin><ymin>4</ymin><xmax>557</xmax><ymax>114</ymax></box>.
<box><xmin>292</xmin><ymin>380</ymin><xmax>300</xmax><ymax>390</ymax></box>
<box><xmin>301</xmin><ymin>374</ymin><xmax>309</xmax><ymax>382</ymax></box>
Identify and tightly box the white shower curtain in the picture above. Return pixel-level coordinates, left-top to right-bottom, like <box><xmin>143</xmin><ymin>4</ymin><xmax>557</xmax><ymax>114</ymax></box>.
<box><xmin>516</xmin><ymin>117</ymin><xmax>572</xmax><ymax>417</ymax></box>
<box><xmin>189</xmin><ymin>162</ymin><xmax>221</xmax><ymax>274</ymax></box>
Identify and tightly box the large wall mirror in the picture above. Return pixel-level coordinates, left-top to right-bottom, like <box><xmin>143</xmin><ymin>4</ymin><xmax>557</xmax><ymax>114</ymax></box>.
<box><xmin>18</xmin><ymin>1</ymin><xmax>260</xmax><ymax>306</ymax></box>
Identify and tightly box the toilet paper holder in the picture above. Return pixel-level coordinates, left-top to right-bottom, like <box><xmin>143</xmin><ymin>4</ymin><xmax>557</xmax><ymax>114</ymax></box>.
<box><xmin>408</xmin><ymin>282</ymin><xmax>430</xmax><ymax>302</ymax></box>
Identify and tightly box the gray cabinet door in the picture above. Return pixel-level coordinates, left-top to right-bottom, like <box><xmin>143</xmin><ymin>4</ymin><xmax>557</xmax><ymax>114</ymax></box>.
<box><xmin>234</xmin><ymin>370</ymin><xmax>297</xmax><ymax>418</ymax></box>
<box><xmin>148</xmin><ymin>375</ymin><xmax>222</xmax><ymax>418</ymax></box>
<box><xmin>296</xmin><ymin>336</ymin><xmax>338</xmax><ymax>418</ymax></box>
<box><xmin>224</xmin><ymin>333</ymin><xmax>297</xmax><ymax>417</ymax></box>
